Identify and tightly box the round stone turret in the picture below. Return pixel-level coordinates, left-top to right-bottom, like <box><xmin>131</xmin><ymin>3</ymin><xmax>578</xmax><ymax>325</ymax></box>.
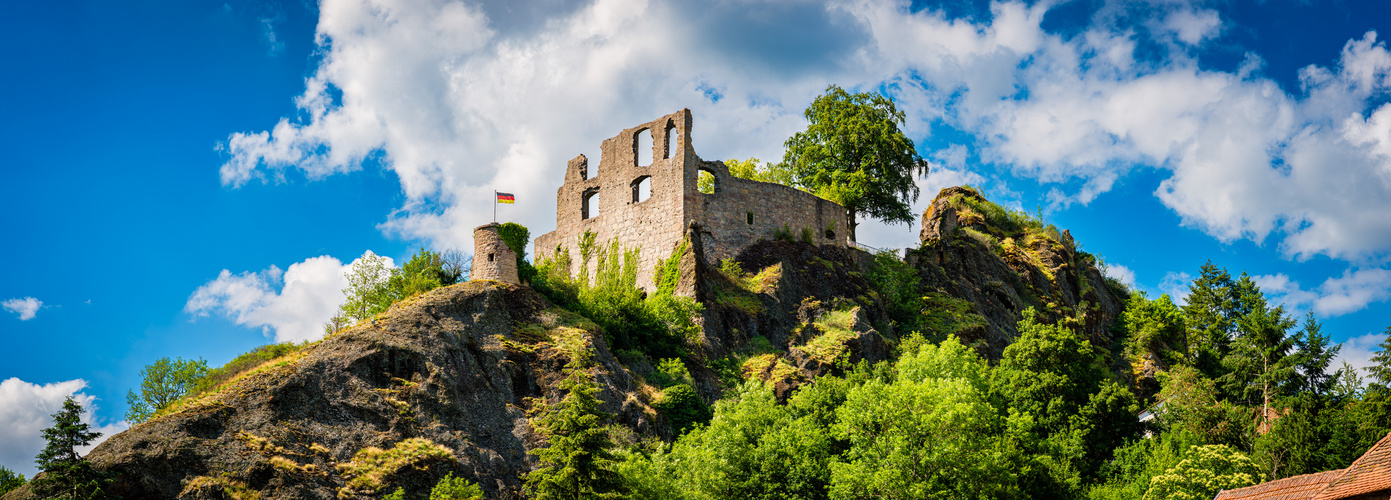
<box><xmin>471</xmin><ymin>223</ymin><xmax>519</xmax><ymax>284</ymax></box>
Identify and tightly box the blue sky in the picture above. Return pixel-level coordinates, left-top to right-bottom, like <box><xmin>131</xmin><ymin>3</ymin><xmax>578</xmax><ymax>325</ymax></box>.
<box><xmin>2</xmin><ymin>0</ymin><xmax>1390</xmax><ymax>477</ymax></box>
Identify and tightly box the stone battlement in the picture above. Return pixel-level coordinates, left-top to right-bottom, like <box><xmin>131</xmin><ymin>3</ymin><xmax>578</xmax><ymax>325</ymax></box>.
<box><xmin>533</xmin><ymin>109</ymin><xmax>847</xmax><ymax>292</ymax></box>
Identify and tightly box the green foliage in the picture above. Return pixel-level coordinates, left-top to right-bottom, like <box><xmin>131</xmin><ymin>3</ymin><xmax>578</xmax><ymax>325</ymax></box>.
<box><xmin>533</xmin><ymin>234</ymin><xmax>701</xmax><ymax>360</ymax></box>
<box><xmin>338</xmin><ymin>250</ymin><xmax>395</xmax><ymax>323</ymax></box>
<box><xmin>191</xmin><ymin>341</ymin><xmax>306</xmax><ymax>395</ymax></box>
<box><xmin>498</xmin><ymin>222</ymin><xmax>538</xmax><ymax>284</ymax></box>
<box><xmin>653</xmin><ymin>358</ymin><xmax>693</xmax><ymax>388</ymax></box>
<box><xmin>383</xmin><ymin>487</ymin><xmax>406</xmax><ymax>500</ymax></box>
<box><xmin>783</xmin><ymin>85</ymin><xmax>931</xmax><ymax>240</ymax></box>
<box><xmin>1154</xmin><ymin>365</ymin><xmax>1250</xmax><ymax>449</ymax></box>
<box><xmin>0</xmin><ymin>466</ymin><xmax>26</xmax><ymax>496</ymax></box>
<box><xmin>833</xmin><ymin>336</ymin><xmax>1018</xmax><ymax>498</ymax></box>
<box><xmin>773</xmin><ymin>224</ymin><xmax>795</xmax><ymax>242</ymax></box>
<box><xmin>32</xmin><ymin>396</ymin><xmax>111</xmax><ymax>500</ymax></box>
<box><xmin>620</xmin><ymin>380</ymin><xmax>840</xmax><ymax>500</ymax></box>
<box><xmin>1123</xmin><ymin>293</ymin><xmax>1187</xmax><ymax>368</ymax></box>
<box><xmin>994</xmin><ymin>308</ymin><xmax>1139</xmax><ymax>495</ymax></box>
<box><xmin>864</xmin><ymin>251</ymin><xmax>921</xmax><ymax>330</ymax></box>
<box><xmin>697</xmin><ymin>170</ymin><xmax>716</xmax><ymax>194</ymax></box>
<box><xmin>1220</xmin><ymin>288</ymin><xmax>1296</xmax><ymax>412</ymax></box>
<box><xmin>726</xmin><ymin>157</ymin><xmax>796</xmax><ymax>187</ymax></box>
<box><xmin>1290</xmin><ymin>313</ymin><xmax>1340</xmax><ymax>396</ymax></box>
<box><xmin>1143</xmin><ymin>445</ymin><xmax>1261</xmax><ymax>500</ymax></box>
<box><xmin>430</xmin><ymin>472</ymin><xmax>483</xmax><ymax>500</ymax></box>
<box><xmin>526</xmin><ymin>369</ymin><xmax>628</xmax><ymax>499</ymax></box>
<box><xmin>653</xmin><ymin>384</ymin><xmax>712</xmax><ymax>435</ymax></box>
<box><xmin>126</xmin><ymin>356</ymin><xmax>209</xmax><ymax>422</ymax></box>
<box><xmin>328</xmin><ymin>248</ymin><xmax>466</xmax><ymax>331</ymax></box>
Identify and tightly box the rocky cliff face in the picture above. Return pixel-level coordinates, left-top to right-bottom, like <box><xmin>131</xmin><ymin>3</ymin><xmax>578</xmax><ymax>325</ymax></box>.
<box><xmin>679</xmin><ymin>223</ymin><xmax>896</xmax><ymax>400</ymax></box>
<box><xmin>909</xmin><ymin>186</ymin><xmax>1128</xmax><ymax>360</ymax></box>
<box><xmin>5</xmin><ymin>281</ymin><xmax>656</xmax><ymax>500</ymax></box>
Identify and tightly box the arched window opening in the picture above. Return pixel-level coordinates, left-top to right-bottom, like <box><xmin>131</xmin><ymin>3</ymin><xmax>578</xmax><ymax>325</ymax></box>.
<box><xmin>824</xmin><ymin>228</ymin><xmax>836</xmax><ymax>241</ymax></box>
<box><xmin>488</xmin><ymin>253</ymin><xmax>495</xmax><ymax>262</ymax></box>
<box><xmin>582</xmin><ymin>188</ymin><xmax>600</xmax><ymax>220</ymax></box>
<box><xmin>635</xmin><ymin>128</ymin><xmax>653</xmax><ymax>167</ymax></box>
<box><xmin>697</xmin><ymin>168</ymin><xmax>718</xmax><ymax>194</ymax></box>
<box><xmin>747</xmin><ymin>211</ymin><xmax>754</xmax><ymax>225</ymax></box>
<box><xmin>663</xmin><ymin>120</ymin><xmax>675</xmax><ymax>159</ymax></box>
<box><xmin>631</xmin><ymin>176</ymin><xmax>652</xmax><ymax>203</ymax></box>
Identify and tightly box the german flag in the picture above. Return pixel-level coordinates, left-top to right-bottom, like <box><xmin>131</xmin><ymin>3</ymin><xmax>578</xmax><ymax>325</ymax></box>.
<box><xmin>496</xmin><ymin>192</ymin><xmax>515</xmax><ymax>204</ymax></box>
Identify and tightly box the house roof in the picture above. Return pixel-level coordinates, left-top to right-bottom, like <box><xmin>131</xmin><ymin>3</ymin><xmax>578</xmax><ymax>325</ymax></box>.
<box><xmin>1213</xmin><ymin>470</ymin><xmax>1345</xmax><ymax>500</ymax></box>
<box><xmin>1311</xmin><ymin>431</ymin><xmax>1391</xmax><ymax>500</ymax></box>
<box><xmin>1213</xmin><ymin>431</ymin><xmax>1391</xmax><ymax>500</ymax></box>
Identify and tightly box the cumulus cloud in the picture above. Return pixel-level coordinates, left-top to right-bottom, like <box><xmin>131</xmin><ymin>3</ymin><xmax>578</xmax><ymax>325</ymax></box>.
<box><xmin>1105</xmin><ymin>263</ymin><xmax>1138</xmax><ymax>289</ymax></box>
<box><xmin>185</xmin><ymin>252</ymin><xmax>387</xmax><ymax>343</ymax></box>
<box><xmin>1254</xmin><ymin>267</ymin><xmax>1391</xmax><ymax>317</ymax></box>
<box><xmin>1159</xmin><ymin>271</ymin><xmax>1193</xmax><ymax>305</ymax></box>
<box><xmin>2</xmin><ymin>297</ymin><xmax>42</xmax><ymax>321</ymax></box>
<box><xmin>1333</xmin><ymin>331</ymin><xmax>1387</xmax><ymax>379</ymax></box>
<box><xmin>0</xmin><ymin>378</ymin><xmax>128</xmax><ymax>477</ymax></box>
<box><xmin>220</xmin><ymin>0</ymin><xmax>1391</xmax><ymax>267</ymax></box>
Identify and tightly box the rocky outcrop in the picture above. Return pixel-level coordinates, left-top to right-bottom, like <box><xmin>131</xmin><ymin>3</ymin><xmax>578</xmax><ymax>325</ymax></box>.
<box><xmin>4</xmin><ymin>282</ymin><xmax>656</xmax><ymax>500</ymax></box>
<box><xmin>688</xmin><ymin>237</ymin><xmax>895</xmax><ymax>399</ymax></box>
<box><xmin>908</xmin><ymin>186</ymin><xmax>1127</xmax><ymax>360</ymax></box>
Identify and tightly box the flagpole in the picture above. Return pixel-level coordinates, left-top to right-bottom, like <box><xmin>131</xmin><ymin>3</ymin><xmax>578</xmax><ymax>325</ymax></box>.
<box><xmin>493</xmin><ymin>190</ymin><xmax>497</xmax><ymax>223</ymax></box>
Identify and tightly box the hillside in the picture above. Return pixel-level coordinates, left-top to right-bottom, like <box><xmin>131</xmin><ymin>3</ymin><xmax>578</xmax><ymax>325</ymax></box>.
<box><xmin>4</xmin><ymin>186</ymin><xmax>1140</xmax><ymax>500</ymax></box>
<box><xmin>6</xmin><ymin>281</ymin><xmax>657</xmax><ymax>499</ymax></box>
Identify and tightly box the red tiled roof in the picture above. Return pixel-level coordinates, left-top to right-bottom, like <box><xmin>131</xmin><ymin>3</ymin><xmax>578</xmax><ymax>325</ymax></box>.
<box><xmin>1311</xmin><ymin>431</ymin><xmax>1391</xmax><ymax>500</ymax></box>
<box><xmin>1212</xmin><ymin>431</ymin><xmax>1391</xmax><ymax>500</ymax></box>
<box><xmin>1214</xmin><ymin>470</ymin><xmax>1345</xmax><ymax>500</ymax></box>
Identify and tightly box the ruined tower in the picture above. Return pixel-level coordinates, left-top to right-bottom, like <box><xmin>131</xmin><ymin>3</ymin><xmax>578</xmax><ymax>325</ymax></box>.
<box><xmin>471</xmin><ymin>223</ymin><xmax>519</xmax><ymax>285</ymax></box>
<box><xmin>534</xmin><ymin>109</ymin><xmax>848</xmax><ymax>292</ymax></box>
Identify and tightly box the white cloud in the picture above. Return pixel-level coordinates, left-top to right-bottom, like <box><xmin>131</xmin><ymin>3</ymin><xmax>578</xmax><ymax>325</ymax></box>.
<box><xmin>1333</xmin><ymin>331</ymin><xmax>1387</xmax><ymax>379</ymax></box>
<box><xmin>1255</xmin><ymin>267</ymin><xmax>1391</xmax><ymax>317</ymax></box>
<box><xmin>1105</xmin><ymin>263</ymin><xmax>1137</xmax><ymax>289</ymax></box>
<box><xmin>185</xmin><ymin>252</ymin><xmax>387</xmax><ymax>343</ymax></box>
<box><xmin>1159</xmin><ymin>271</ymin><xmax>1193</xmax><ymax>305</ymax></box>
<box><xmin>219</xmin><ymin>0</ymin><xmax>1391</xmax><ymax>265</ymax></box>
<box><xmin>1160</xmin><ymin>8</ymin><xmax>1221</xmax><ymax>46</ymax></box>
<box><xmin>2</xmin><ymin>297</ymin><xmax>42</xmax><ymax>321</ymax></box>
<box><xmin>0</xmin><ymin>378</ymin><xmax>128</xmax><ymax>478</ymax></box>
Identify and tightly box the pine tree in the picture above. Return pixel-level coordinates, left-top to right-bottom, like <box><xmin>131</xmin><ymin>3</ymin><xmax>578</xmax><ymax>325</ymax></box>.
<box><xmin>1291</xmin><ymin>313</ymin><xmax>1340</xmax><ymax>397</ymax></box>
<box><xmin>32</xmin><ymin>396</ymin><xmax>110</xmax><ymax>499</ymax></box>
<box><xmin>1222</xmin><ymin>293</ymin><xmax>1297</xmax><ymax>434</ymax></box>
<box><xmin>1184</xmin><ymin>262</ymin><xmax>1237</xmax><ymax>380</ymax></box>
<box><xmin>524</xmin><ymin>369</ymin><xmax>627</xmax><ymax>499</ymax></box>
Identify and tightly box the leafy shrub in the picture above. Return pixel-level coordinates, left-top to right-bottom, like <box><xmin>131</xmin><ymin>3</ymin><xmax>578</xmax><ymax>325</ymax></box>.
<box><xmin>653</xmin><ymin>384</ymin><xmax>712</xmax><ymax>434</ymax></box>
<box><xmin>430</xmin><ymin>472</ymin><xmax>483</xmax><ymax>500</ymax></box>
<box><xmin>191</xmin><ymin>342</ymin><xmax>306</xmax><ymax>395</ymax></box>
<box><xmin>533</xmin><ymin>233</ymin><xmax>700</xmax><ymax>361</ymax></box>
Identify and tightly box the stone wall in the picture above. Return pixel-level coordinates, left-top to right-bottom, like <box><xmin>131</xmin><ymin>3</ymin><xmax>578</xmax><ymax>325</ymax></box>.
<box><xmin>472</xmin><ymin>223</ymin><xmax>519</xmax><ymax>284</ymax></box>
<box><xmin>534</xmin><ymin>109</ymin><xmax>846</xmax><ymax>292</ymax></box>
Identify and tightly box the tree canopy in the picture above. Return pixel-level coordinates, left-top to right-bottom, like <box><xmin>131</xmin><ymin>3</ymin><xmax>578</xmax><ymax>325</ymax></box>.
<box><xmin>783</xmin><ymin>85</ymin><xmax>930</xmax><ymax>241</ymax></box>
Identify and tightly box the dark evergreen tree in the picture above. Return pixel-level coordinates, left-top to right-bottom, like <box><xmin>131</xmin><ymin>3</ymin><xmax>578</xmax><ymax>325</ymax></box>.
<box><xmin>1183</xmin><ymin>262</ymin><xmax>1237</xmax><ymax>380</ymax></box>
<box><xmin>525</xmin><ymin>368</ymin><xmax>627</xmax><ymax>499</ymax></box>
<box><xmin>1221</xmin><ymin>293</ymin><xmax>1296</xmax><ymax>430</ymax></box>
<box><xmin>0</xmin><ymin>466</ymin><xmax>26</xmax><ymax>496</ymax></box>
<box><xmin>32</xmin><ymin>396</ymin><xmax>111</xmax><ymax>499</ymax></box>
<box><xmin>1290</xmin><ymin>313</ymin><xmax>1340</xmax><ymax>397</ymax></box>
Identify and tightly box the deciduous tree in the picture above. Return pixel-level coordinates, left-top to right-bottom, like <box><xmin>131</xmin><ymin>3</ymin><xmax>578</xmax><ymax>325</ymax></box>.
<box><xmin>125</xmin><ymin>356</ymin><xmax>209</xmax><ymax>422</ymax></box>
<box><xmin>783</xmin><ymin>85</ymin><xmax>930</xmax><ymax>241</ymax></box>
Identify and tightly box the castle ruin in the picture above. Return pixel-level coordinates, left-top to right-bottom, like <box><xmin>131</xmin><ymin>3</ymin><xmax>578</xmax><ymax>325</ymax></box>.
<box><xmin>533</xmin><ymin>109</ymin><xmax>848</xmax><ymax>292</ymax></box>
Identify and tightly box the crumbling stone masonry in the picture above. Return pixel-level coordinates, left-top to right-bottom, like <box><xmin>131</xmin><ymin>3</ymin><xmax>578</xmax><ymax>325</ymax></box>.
<box><xmin>472</xmin><ymin>223</ymin><xmax>519</xmax><ymax>284</ymax></box>
<box><xmin>534</xmin><ymin>109</ymin><xmax>848</xmax><ymax>292</ymax></box>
